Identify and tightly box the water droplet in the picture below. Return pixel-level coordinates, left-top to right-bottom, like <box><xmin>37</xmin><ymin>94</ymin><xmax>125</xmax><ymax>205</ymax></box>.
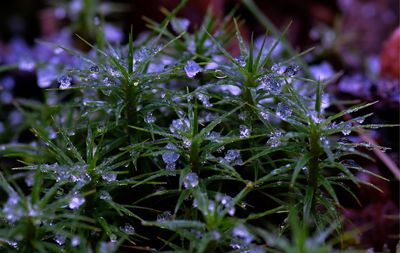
<box><xmin>69</xmin><ymin>194</ymin><xmax>85</xmax><ymax>209</ymax></box>
<box><xmin>100</xmin><ymin>191</ymin><xmax>112</xmax><ymax>200</ymax></box>
<box><xmin>19</xmin><ymin>59</ymin><xmax>36</xmax><ymax>72</ymax></box>
<box><xmin>109</xmin><ymin>234</ymin><xmax>117</xmax><ymax>243</ymax></box>
<box><xmin>257</xmin><ymin>74</ymin><xmax>282</xmax><ymax>95</ymax></box>
<box><xmin>169</xmin><ymin>118</ymin><xmax>190</xmax><ymax>134</ymax></box>
<box><xmin>271</xmin><ymin>63</ymin><xmax>286</xmax><ymax>75</ymax></box>
<box><xmin>183</xmin><ymin>172</ymin><xmax>199</xmax><ymax>189</ymax></box>
<box><xmin>144</xmin><ymin>112</ymin><xmax>156</xmax><ymax>124</ymax></box>
<box><xmin>205</xmin><ymin>131</ymin><xmax>221</xmax><ymax>142</ymax></box>
<box><xmin>103</xmin><ymin>77</ymin><xmax>112</xmax><ymax>86</ymax></box>
<box><xmin>238</xmin><ymin>112</ymin><xmax>248</xmax><ymax>121</ymax></box>
<box><xmin>267</xmin><ymin>129</ymin><xmax>283</xmax><ymax>148</ymax></box>
<box><xmin>214</xmin><ymin>146</ymin><xmax>224</xmax><ymax>154</ymax></box>
<box><xmin>232</xmin><ymin>224</ymin><xmax>253</xmax><ymax>244</ymax></box>
<box><xmin>208</xmin><ymin>200</ymin><xmax>216</xmax><ymax>213</ymax></box>
<box><xmin>5</xmin><ymin>240</ymin><xmax>18</xmax><ymax>249</ymax></box>
<box><xmin>307</xmin><ymin>111</ymin><xmax>322</xmax><ymax>124</ymax></box>
<box><xmin>271</xmin><ymin>168</ymin><xmax>282</xmax><ymax>175</ymax></box>
<box><xmin>321</xmin><ymin>93</ymin><xmax>330</xmax><ymax>111</ymax></box>
<box><xmin>309</xmin><ymin>61</ymin><xmax>334</xmax><ymax>81</ymax></box>
<box><xmin>337</xmin><ymin>137</ymin><xmax>352</xmax><ymax>144</ymax></box>
<box><xmin>25</xmin><ymin>173</ymin><xmax>34</xmax><ymax>187</ymax></box>
<box><xmin>166</xmin><ymin>163</ymin><xmax>176</xmax><ymax>171</ymax></box>
<box><xmin>89</xmin><ymin>65</ymin><xmax>99</xmax><ymax>72</ymax></box>
<box><xmin>223</xmin><ymin>150</ymin><xmax>242</xmax><ymax>165</ymax></box>
<box><xmin>320</xmin><ymin>136</ymin><xmax>330</xmax><ymax>146</ymax></box>
<box><xmin>100</xmin><ymin>241</ymin><xmax>116</xmax><ymax>253</ymax></box>
<box><xmin>211</xmin><ymin>230</ymin><xmax>221</xmax><ymax>240</ymax></box>
<box><xmin>341</xmin><ymin>122</ymin><xmax>352</xmax><ymax>136</ymax></box>
<box><xmin>284</xmin><ymin>64</ymin><xmax>300</xmax><ymax>76</ymax></box>
<box><xmin>170</xmin><ymin>17</ymin><xmax>190</xmax><ymax>33</ymax></box>
<box><xmin>162</xmin><ymin>144</ymin><xmax>180</xmax><ymax>164</ymax></box>
<box><xmin>235</xmin><ymin>56</ymin><xmax>246</xmax><ymax>67</ymax></box>
<box><xmin>58</xmin><ymin>75</ymin><xmax>72</xmax><ymax>89</ymax></box>
<box><xmin>107</xmin><ymin>66</ymin><xmax>121</xmax><ymax>77</ymax></box>
<box><xmin>54</xmin><ymin>234</ymin><xmax>66</xmax><ymax>245</ymax></box>
<box><xmin>197</xmin><ymin>93</ymin><xmax>213</xmax><ymax>107</ymax></box>
<box><xmin>214</xmin><ymin>69</ymin><xmax>227</xmax><ymax>79</ymax></box>
<box><xmin>120</xmin><ymin>223</ymin><xmax>135</xmax><ymax>235</ymax></box>
<box><xmin>184</xmin><ymin>60</ymin><xmax>202</xmax><ymax>78</ymax></box>
<box><xmin>134</xmin><ymin>48</ymin><xmax>150</xmax><ymax>63</ymax></box>
<box><xmin>3</xmin><ymin>191</ymin><xmax>23</xmax><ymax>222</ymax></box>
<box><xmin>239</xmin><ymin>125</ymin><xmax>251</xmax><ymax>138</ymax></box>
<box><xmin>276</xmin><ymin>103</ymin><xmax>292</xmax><ymax>120</ymax></box>
<box><xmin>199</xmin><ymin>111</ymin><xmax>218</xmax><ymax>124</ymax></box>
<box><xmin>71</xmin><ymin>236</ymin><xmax>80</xmax><ymax>247</ymax></box>
<box><xmin>182</xmin><ymin>137</ymin><xmax>192</xmax><ymax>149</ymax></box>
<box><xmin>157</xmin><ymin>211</ymin><xmax>172</xmax><ymax>221</ymax></box>
<box><xmin>355</xmin><ymin>117</ymin><xmax>365</xmax><ymax>124</ymax></box>
<box><xmin>216</xmin><ymin>193</ymin><xmax>235</xmax><ymax>216</ymax></box>
<box><xmin>260</xmin><ymin>111</ymin><xmax>269</xmax><ymax>120</ymax></box>
<box><xmin>102</xmin><ymin>173</ymin><xmax>117</xmax><ymax>182</ymax></box>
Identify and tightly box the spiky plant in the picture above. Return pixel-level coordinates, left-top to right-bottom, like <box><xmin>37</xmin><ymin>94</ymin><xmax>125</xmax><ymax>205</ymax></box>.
<box><xmin>0</xmin><ymin>1</ymin><xmax>396</xmax><ymax>252</ymax></box>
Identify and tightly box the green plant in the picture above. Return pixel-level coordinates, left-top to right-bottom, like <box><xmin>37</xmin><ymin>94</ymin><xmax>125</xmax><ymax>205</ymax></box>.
<box><xmin>0</xmin><ymin>2</ymin><xmax>395</xmax><ymax>252</ymax></box>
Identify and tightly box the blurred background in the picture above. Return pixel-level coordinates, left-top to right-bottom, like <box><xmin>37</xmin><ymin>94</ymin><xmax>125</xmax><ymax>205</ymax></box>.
<box><xmin>0</xmin><ymin>0</ymin><xmax>399</xmax><ymax>251</ymax></box>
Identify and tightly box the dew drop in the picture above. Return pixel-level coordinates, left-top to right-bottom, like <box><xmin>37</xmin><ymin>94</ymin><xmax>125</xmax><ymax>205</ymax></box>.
<box><xmin>99</xmin><ymin>190</ymin><xmax>112</xmax><ymax>200</ymax></box>
<box><xmin>25</xmin><ymin>173</ymin><xmax>34</xmax><ymax>187</ymax></box>
<box><xmin>19</xmin><ymin>59</ymin><xmax>36</xmax><ymax>72</ymax></box>
<box><xmin>320</xmin><ymin>136</ymin><xmax>330</xmax><ymax>146</ymax></box>
<box><xmin>120</xmin><ymin>223</ymin><xmax>135</xmax><ymax>235</ymax></box>
<box><xmin>69</xmin><ymin>194</ymin><xmax>85</xmax><ymax>209</ymax></box>
<box><xmin>58</xmin><ymin>75</ymin><xmax>72</xmax><ymax>89</ymax></box>
<box><xmin>235</xmin><ymin>56</ymin><xmax>246</xmax><ymax>67</ymax></box>
<box><xmin>197</xmin><ymin>93</ymin><xmax>213</xmax><ymax>107</ymax></box>
<box><xmin>284</xmin><ymin>64</ymin><xmax>300</xmax><ymax>76</ymax></box>
<box><xmin>54</xmin><ymin>234</ymin><xmax>66</xmax><ymax>245</ymax></box>
<box><xmin>182</xmin><ymin>137</ymin><xmax>192</xmax><ymax>149</ymax></box>
<box><xmin>183</xmin><ymin>172</ymin><xmax>199</xmax><ymax>189</ymax></box>
<box><xmin>166</xmin><ymin>163</ymin><xmax>176</xmax><ymax>171</ymax></box>
<box><xmin>157</xmin><ymin>211</ymin><xmax>172</xmax><ymax>221</ymax></box>
<box><xmin>223</xmin><ymin>150</ymin><xmax>242</xmax><ymax>165</ymax></box>
<box><xmin>89</xmin><ymin>65</ymin><xmax>99</xmax><ymax>73</ymax></box>
<box><xmin>102</xmin><ymin>173</ymin><xmax>117</xmax><ymax>182</ymax></box>
<box><xmin>257</xmin><ymin>74</ymin><xmax>282</xmax><ymax>95</ymax></box>
<box><xmin>267</xmin><ymin>129</ymin><xmax>283</xmax><ymax>148</ymax></box>
<box><xmin>169</xmin><ymin>118</ymin><xmax>190</xmax><ymax>134</ymax></box>
<box><xmin>341</xmin><ymin>122</ymin><xmax>352</xmax><ymax>136</ymax></box>
<box><xmin>260</xmin><ymin>111</ymin><xmax>269</xmax><ymax>120</ymax></box>
<box><xmin>46</xmin><ymin>127</ymin><xmax>57</xmax><ymax>139</ymax></box>
<box><xmin>355</xmin><ymin>117</ymin><xmax>365</xmax><ymax>124</ymax></box>
<box><xmin>184</xmin><ymin>60</ymin><xmax>202</xmax><ymax>78</ymax></box>
<box><xmin>205</xmin><ymin>131</ymin><xmax>221</xmax><ymax>142</ymax></box>
<box><xmin>3</xmin><ymin>191</ymin><xmax>23</xmax><ymax>222</ymax></box>
<box><xmin>276</xmin><ymin>103</ymin><xmax>292</xmax><ymax>120</ymax></box>
<box><xmin>337</xmin><ymin>137</ymin><xmax>352</xmax><ymax>144</ymax></box>
<box><xmin>5</xmin><ymin>240</ymin><xmax>18</xmax><ymax>249</ymax></box>
<box><xmin>71</xmin><ymin>236</ymin><xmax>80</xmax><ymax>247</ymax></box>
<box><xmin>144</xmin><ymin>112</ymin><xmax>156</xmax><ymax>124</ymax></box>
<box><xmin>271</xmin><ymin>63</ymin><xmax>286</xmax><ymax>75</ymax></box>
<box><xmin>162</xmin><ymin>144</ymin><xmax>180</xmax><ymax>164</ymax></box>
<box><xmin>208</xmin><ymin>200</ymin><xmax>216</xmax><ymax>213</ymax></box>
<box><xmin>211</xmin><ymin>230</ymin><xmax>221</xmax><ymax>240</ymax></box>
<box><xmin>238</xmin><ymin>112</ymin><xmax>248</xmax><ymax>121</ymax></box>
<box><xmin>170</xmin><ymin>17</ymin><xmax>190</xmax><ymax>33</ymax></box>
<box><xmin>109</xmin><ymin>234</ymin><xmax>117</xmax><ymax>243</ymax></box>
<box><xmin>239</xmin><ymin>125</ymin><xmax>251</xmax><ymax>138</ymax></box>
<box><xmin>232</xmin><ymin>224</ymin><xmax>253</xmax><ymax>244</ymax></box>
